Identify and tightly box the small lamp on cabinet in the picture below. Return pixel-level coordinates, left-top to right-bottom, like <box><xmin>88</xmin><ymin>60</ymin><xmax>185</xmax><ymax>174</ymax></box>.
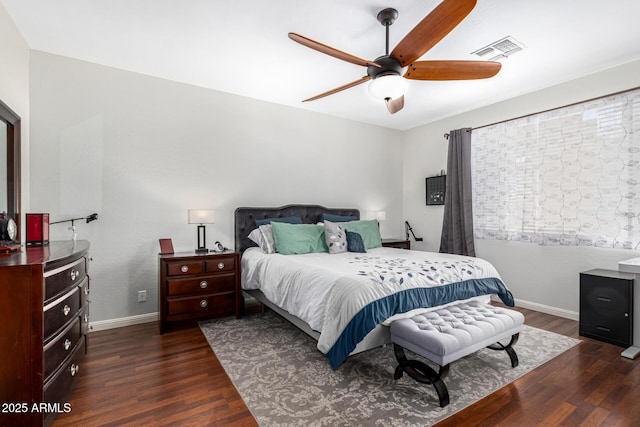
<box><xmin>187</xmin><ymin>209</ymin><xmax>216</xmax><ymax>254</ymax></box>
<box><xmin>366</xmin><ymin>211</ymin><xmax>386</xmax><ymax>222</ymax></box>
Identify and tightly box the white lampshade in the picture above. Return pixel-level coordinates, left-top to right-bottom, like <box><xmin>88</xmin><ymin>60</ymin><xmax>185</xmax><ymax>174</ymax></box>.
<box><xmin>187</xmin><ymin>209</ymin><xmax>216</xmax><ymax>224</ymax></box>
<box><xmin>368</xmin><ymin>74</ymin><xmax>408</xmax><ymax>100</ymax></box>
<box><xmin>366</xmin><ymin>211</ymin><xmax>386</xmax><ymax>221</ymax></box>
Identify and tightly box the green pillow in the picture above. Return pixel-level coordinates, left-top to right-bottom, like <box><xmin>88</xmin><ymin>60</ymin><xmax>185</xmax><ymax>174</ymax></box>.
<box><xmin>343</xmin><ymin>220</ymin><xmax>382</xmax><ymax>250</ymax></box>
<box><xmin>271</xmin><ymin>222</ymin><xmax>329</xmax><ymax>255</ymax></box>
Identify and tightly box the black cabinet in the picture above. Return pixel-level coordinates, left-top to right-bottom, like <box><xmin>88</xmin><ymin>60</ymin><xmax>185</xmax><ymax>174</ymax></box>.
<box><xmin>579</xmin><ymin>269</ymin><xmax>634</xmax><ymax>347</ymax></box>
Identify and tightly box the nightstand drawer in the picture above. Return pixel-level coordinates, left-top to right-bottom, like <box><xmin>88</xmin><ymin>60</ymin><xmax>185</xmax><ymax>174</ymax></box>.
<box><xmin>167</xmin><ymin>293</ymin><xmax>236</xmax><ymax>316</ymax></box>
<box><xmin>166</xmin><ymin>260</ymin><xmax>204</xmax><ymax>276</ymax></box>
<box><xmin>167</xmin><ymin>273</ymin><xmax>236</xmax><ymax>296</ymax></box>
<box><xmin>205</xmin><ymin>255</ymin><xmax>235</xmax><ymax>273</ymax></box>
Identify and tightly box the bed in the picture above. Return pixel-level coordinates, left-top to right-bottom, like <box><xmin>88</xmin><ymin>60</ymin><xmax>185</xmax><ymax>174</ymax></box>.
<box><xmin>235</xmin><ymin>204</ymin><xmax>514</xmax><ymax>369</ymax></box>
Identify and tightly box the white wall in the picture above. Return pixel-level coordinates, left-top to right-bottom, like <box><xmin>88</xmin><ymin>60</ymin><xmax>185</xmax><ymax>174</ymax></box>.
<box><xmin>403</xmin><ymin>59</ymin><xmax>640</xmax><ymax>318</ymax></box>
<box><xmin>0</xmin><ymin>2</ymin><xmax>30</xmax><ymax>237</ymax></box>
<box><xmin>29</xmin><ymin>51</ymin><xmax>404</xmax><ymax>324</ymax></box>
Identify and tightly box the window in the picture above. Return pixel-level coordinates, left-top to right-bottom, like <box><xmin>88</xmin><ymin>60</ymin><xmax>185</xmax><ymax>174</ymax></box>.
<box><xmin>471</xmin><ymin>87</ymin><xmax>640</xmax><ymax>249</ymax></box>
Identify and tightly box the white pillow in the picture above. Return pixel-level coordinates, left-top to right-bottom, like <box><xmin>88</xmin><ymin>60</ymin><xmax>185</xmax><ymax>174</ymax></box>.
<box><xmin>247</xmin><ymin>224</ymin><xmax>276</xmax><ymax>254</ymax></box>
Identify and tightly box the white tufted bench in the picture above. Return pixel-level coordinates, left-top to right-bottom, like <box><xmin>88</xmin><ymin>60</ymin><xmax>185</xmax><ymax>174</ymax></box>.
<box><xmin>390</xmin><ymin>301</ymin><xmax>524</xmax><ymax>407</ymax></box>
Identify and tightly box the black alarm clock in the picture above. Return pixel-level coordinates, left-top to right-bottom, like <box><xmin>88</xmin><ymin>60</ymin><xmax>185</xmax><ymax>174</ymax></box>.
<box><xmin>0</xmin><ymin>215</ymin><xmax>17</xmax><ymax>242</ymax></box>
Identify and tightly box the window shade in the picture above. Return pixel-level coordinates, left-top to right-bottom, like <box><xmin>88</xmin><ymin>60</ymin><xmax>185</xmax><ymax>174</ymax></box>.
<box><xmin>472</xmin><ymin>87</ymin><xmax>640</xmax><ymax>249</ymax></box>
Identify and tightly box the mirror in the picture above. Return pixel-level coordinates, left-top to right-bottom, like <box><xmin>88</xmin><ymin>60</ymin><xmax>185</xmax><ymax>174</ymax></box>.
<box><xmin>0</xmin><ymin>99</ymin><xmax>21</xmax><ymax>240</ymax></box>
<box><xmin>0</xmin><ymin>121</ymin><xmax>6</xmax><ymax>211</ymax></box>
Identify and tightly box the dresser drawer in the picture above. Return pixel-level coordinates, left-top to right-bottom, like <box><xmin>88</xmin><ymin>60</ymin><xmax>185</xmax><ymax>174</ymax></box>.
<box><xmin>166</xmin><ymin>260</ymin><xmax>204</xmax><ymax>277</ymax></box>
<box><xmin>167</xmin><ymin>292</ymin><xmax>236</xmax><ymax>316</ymax></box>
<box><xmin>167</xmin><ymin>273</ymin><xmax>236</xmax><ymax>296</ymax></box>
<box><xmin>44</xmin><ymin>317</ymin><xmax>82</xmax><ymax>381</ymax></box>
<box><xmin>43</xmin><ymin>336</ymin><xmax>85</xmax><ymax>426</ymax></box>
<box><xmin>45</xmin><ymin>258</ymin><xmax>87</xmax><ymax>302</ymax></box>
<box><xmin>205</xmin><ymin>255</ymin><xmax>236</xmax><ymax>273</ymax></box>
<box><xmin>43</xmin><ymin>282</ymin><xmax>83</xmax><ymax>341</ymax></box>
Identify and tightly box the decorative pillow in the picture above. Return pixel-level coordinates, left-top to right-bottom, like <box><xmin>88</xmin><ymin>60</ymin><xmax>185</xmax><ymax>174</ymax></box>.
<box><xmin>321</xmin><ymin>213</ymin><xmax>358</xmax><ymax>223</ymax></box>
<box><xmin>255</xmin><ymin>215</ymin><xmax>303</xmax><ymax>227</ymax></box>
<box><xmin>258</xmin><ymin>224</ymin><xmax>277</xmax><ymax>253</ymax></box>
<box><xmin>247</xmin><ymin>224</ymin><xmax>277</xmax><ymax>254</ymax></box>
<box><xmin>323</xmin><ymin>220</ymin><xmax>347</xmax><ymax>254</ymax></box>
<box><xmin>346</xmin><ymin>230</ymin><xmax>366</xmax><ymax>253</ymax></box>
<box><xmin>248</xmin><ymin>227</ymin><xmax>262</xmax><ymax>246</ymax></box>
<box><xmin>271</xmin><ymin>222</ymin><xmax>329</xmax><ymax>255</ymax></box>
<box><xmin>343</xmin><ymin>220</ymin><xmax>382</xmax><ymax>250</ymax></box>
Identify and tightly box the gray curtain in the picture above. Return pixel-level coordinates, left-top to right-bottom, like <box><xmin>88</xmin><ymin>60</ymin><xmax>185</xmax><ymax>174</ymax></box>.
<box><xmin>439</xmin><ymin>128</ymin><xmax>475</xmax><ymax>256</ymax></box>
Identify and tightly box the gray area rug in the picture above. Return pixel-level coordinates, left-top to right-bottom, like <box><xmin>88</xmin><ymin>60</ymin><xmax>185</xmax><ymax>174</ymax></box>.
<box><xmin>200</xmin><ymin>310</ymin><xmax>580</xmax><ymax>426</ymax></box>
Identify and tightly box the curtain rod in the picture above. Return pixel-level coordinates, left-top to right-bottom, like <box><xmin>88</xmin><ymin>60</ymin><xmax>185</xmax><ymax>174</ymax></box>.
<box><xmin>443</xmin><ymin>85</ymin><xmax>640</xmax><ymax>140</ymax></box>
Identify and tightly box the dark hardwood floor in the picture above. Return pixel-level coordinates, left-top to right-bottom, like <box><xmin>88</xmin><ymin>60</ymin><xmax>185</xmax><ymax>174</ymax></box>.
<box><xmin>53</xmin><ymin>306</ymin><xmax>639</xmax><ymax>427</ymax></box>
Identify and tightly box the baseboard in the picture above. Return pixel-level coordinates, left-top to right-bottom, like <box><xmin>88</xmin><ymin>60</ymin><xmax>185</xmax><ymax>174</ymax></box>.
<box><xmin>89</xmin><ymin>312</ymin><xmax>158</xmax><ymax>332</ymax></box>
<box><xmin>88</xmin><ymin>298</ymin><xmax>579</xmax><ymax>332</ymax></box>
<box><xmin>492</xmin><ymin>296</ymin><xmax>579</xmax><ymax>321</ymax></box>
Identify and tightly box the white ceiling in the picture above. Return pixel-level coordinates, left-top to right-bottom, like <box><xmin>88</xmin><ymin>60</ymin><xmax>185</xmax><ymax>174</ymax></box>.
<box><xmin>2</xmin><ymin>0</ymin><xmax>640</xmax><ymax>130</ymax></box>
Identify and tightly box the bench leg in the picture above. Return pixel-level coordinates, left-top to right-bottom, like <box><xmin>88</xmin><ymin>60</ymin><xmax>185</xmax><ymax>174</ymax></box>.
<box><xmin>486</xmin><ymin>333</ymin><xmax>520</xmax><ymax>368</ymax></box>
<box><xmin>393</xmin><ymin>344</ymin><xmax>450</xmax><ymax>407</ymax></box>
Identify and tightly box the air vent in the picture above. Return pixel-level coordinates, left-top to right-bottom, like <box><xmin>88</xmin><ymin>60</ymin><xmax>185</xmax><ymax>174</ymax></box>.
<box><xmin>472</xmin><ymin>36</ymin><xmax>525</xmax><ymax>60</ymax></box>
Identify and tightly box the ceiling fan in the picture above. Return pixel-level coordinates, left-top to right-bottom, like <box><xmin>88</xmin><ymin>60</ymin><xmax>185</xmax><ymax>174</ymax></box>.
<box><xmin>288</xmin><ymin>0</ymin><xmax>501</xmax><ymax>114</ymax></box>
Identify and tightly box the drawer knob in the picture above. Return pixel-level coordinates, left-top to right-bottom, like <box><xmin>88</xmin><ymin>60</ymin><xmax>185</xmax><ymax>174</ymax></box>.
<box><xmin>200</xmin><ymin>299</ymin><xmax>208</xmax><ymax>308</ymax></box>
<box><xmin>71</xmin><ymin>269</ymin><xmax>78</xmax><ymax>280</ymax></box>
<box><xmin>64</xmin><ymin>339</ymin><xmax>72</xmax><ymax>351</ymax></box>
<box><xmin>181</xmin><ymin>265</ymin><xmax>189</xmax><ymax>273</ymax></box>
<box><xmin>200</xmin><ymin>281</ymin><xmax>208</xmax><ymax>289</ymax></box>
<box><xmin>84</xmin><ymin>314</ymin><xmax>90</xmax><ymax>323</ymax></box>
<box><xmin>63</xmin><ymin>305</ymin><xmax>71</xmax><ymax>316</ymax></box>
<box><xmin>70</xmin><ymin>364</ymin><xmax>79</xmax><ymax>376</ymax></box>
<box><xmin>217</xmin><ymin>262</ymin><xmax>225</xmax><ymax>270</ymax></box>
<box><xmin>84</xmin><ymin>286</ymin><xmax>90</xmax><ymax>295</ymax></box>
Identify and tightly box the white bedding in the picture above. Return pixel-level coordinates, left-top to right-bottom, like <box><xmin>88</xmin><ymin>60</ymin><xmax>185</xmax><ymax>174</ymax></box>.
<box><xmin>241</xmin><ymin>246</ymin><xmax>511</xmax><ymax>368</ymax></box>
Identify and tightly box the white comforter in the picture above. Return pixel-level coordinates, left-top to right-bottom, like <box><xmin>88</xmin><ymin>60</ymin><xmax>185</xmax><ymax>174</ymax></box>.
<box><xmin>242</xmin><ymin>246</ymin><xmax>512</xmax><ymax>368</ymax></box>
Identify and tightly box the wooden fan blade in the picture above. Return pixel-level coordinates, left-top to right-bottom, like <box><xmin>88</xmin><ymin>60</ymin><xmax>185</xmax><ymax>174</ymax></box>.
<box><xmin>289</xmin><ymin>33</ymin><xmax>381</xmax><ymax>68</ymax></box>
<box><xmin>390</xmin><ymin>0</ymin><xmax>477</xmax><ymax>67</ymax></box>
<box><xmin>404</xmin><ymin>60</ymin><xmax>501</xmax><ymax>80</ymax></box>
<box><xmin>385</xmin><ymin>95</ymin><xmax>404</xmax><ymax>114</ymax></box>
<box><xmin>302</xmin><ymin>76</ymin><xmax>371</xmax><ymax>102</ymax></box>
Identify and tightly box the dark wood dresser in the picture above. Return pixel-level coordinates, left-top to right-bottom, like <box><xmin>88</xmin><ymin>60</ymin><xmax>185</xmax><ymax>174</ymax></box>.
<box><xmin>159</xmin><ymin>250</ymin><xmax>241</xmax><ymax>333</ymax></box>
<box><xmin>0</xmin><ymin>240</ymin><xmax>90</xmax><ymax>427</ymax></box>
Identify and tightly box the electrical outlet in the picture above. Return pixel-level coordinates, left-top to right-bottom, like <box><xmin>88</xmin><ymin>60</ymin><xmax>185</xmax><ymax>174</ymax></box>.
<box><xmin>137</xmin><ymin>290</ymin><xmax>147</xmax><ymax>302</ymax></box>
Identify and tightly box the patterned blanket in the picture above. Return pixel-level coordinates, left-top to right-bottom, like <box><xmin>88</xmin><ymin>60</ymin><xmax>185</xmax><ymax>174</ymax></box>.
<box><xmin>320</xmin><ymin>254</ymin><xmax>514</xmax><ymax>369</ymax></box>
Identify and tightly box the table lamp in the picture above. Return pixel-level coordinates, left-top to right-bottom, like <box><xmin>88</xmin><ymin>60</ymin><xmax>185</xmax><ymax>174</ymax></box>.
<box><xmin>188</xmin><ymin>209</ymin><xmax>216</xmax><ymax>253</ymax></box>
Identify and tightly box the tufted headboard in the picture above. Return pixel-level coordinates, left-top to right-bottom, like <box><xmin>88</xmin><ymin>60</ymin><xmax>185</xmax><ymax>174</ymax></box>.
<box><xmin>234</xmin><ymin>204</ymin><xmax>360</xmax><ymax>254</ymax></box>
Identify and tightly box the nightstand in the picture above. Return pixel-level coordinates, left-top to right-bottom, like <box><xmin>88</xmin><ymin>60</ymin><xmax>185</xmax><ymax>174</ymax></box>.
<box><xmin>579</xmin><ymin>269</ymin><xmax>634</xmax><ymax>347</ymax></box>
<box><xmin>382</xmin><ymin>238</ymin><xmax>411</xmax><ymax>250</ymax></box>
<box><xmin>158</xmin><ymin>251</ymin><xmax>241</xmax><ymax>333</ymax></box>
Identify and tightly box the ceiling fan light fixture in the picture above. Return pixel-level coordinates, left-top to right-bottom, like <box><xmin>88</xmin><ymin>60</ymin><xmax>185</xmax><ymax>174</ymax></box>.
<box><xmin>368</xmin><ymin>74</ymin><xmax>408</xmax><ymax>101</ymax></box>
